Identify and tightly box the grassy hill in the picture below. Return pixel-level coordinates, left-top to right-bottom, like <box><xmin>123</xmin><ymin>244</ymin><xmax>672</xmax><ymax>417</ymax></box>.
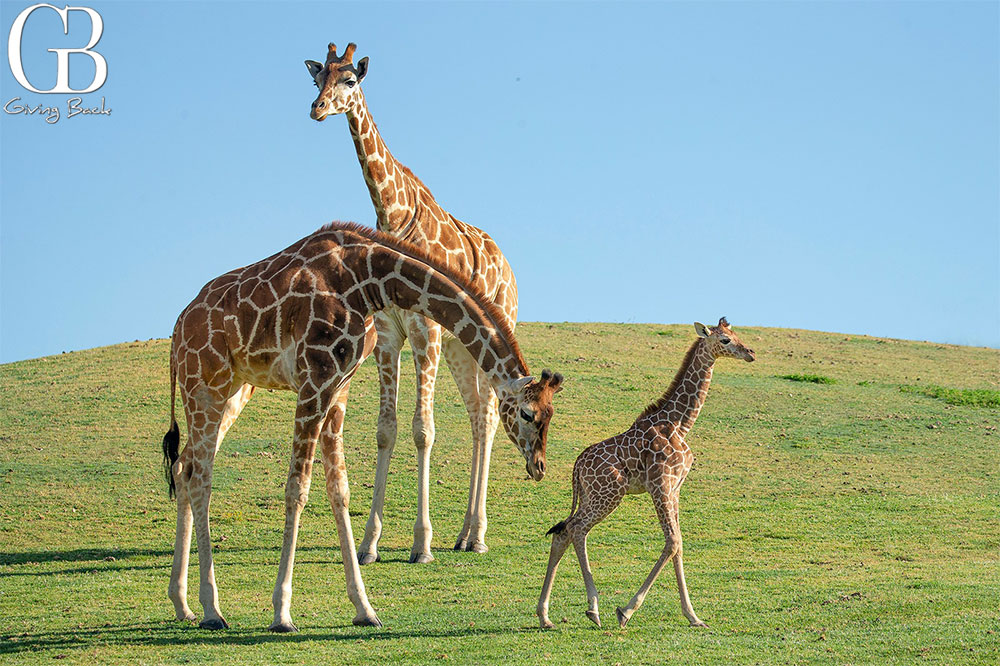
<box><xmin>1</xmin><ymin>323</ymin><xmax>997</xmax><ymax>664</ymax></box>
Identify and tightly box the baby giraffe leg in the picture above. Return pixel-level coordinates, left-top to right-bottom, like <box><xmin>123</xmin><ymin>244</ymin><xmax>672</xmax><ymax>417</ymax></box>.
<box><xmin>616</xmin><ymin>490</ymin><xmax>697</xmax><ymax>628</ymax></box>
<box><xmin>537</xmin><ymin>529</ymin><xmax>571</xmax><ymax>629</ymax></box>
<box><xmin>571</xmin><ymin>529</ymin><xmax>602</xmax><ymax>627</ymax></box>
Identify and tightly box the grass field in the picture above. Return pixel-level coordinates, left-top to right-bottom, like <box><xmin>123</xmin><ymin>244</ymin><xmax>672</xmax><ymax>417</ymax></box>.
<box><xmin>1</xmin><ymin>323</ymin><xmax>998</xmax><ymax>664</ymax></box>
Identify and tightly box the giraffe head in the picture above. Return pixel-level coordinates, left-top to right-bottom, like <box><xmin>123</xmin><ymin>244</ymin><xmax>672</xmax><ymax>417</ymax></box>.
<box><xmin>306</xmin><ymin>42</ymin><xmax>368</xmax><ymax>121</ymax></box>
<box><xmin>498</xmin><ymin>369</ymin><xmax>564</xmax><ymax>481</ymax></box>
<box><xmin>694</xmin><ymin>317</ymin><xmax>756</xmax><ymax>362</ymax></box>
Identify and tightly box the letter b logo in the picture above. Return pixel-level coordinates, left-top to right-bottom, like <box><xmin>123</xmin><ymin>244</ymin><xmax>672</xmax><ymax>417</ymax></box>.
<box><xmin>8</xmin><ymin>4</ymin><xmax>107</xmax><ymax>94</ymax></box>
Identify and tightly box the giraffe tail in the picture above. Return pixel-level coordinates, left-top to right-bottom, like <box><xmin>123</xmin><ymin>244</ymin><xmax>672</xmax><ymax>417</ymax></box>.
<box><xmin>162</xmin><ymin>348</ymin><xmax>180</xmax><ymax>500</ymax></box>
<box><xmin>546</xmin><ymin>462</ymin><xmax>581</xmax><ymax>536</ymax></box>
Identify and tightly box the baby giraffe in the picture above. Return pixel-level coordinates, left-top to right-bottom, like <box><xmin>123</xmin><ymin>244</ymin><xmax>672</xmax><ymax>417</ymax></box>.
<box><xmin>537</xmin><ymin>318</ymin><xmax>755</xmax><ymax>629</ymax></box>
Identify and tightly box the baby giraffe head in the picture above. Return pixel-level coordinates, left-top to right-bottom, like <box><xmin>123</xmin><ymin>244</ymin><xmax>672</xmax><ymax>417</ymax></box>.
<box><xmin>306</xmin><ymin>42</ymin><xmax>368</xmax><ymax>121</ymax></box>
<box><xmin>498</xmin><ymin>369</ymin><xmax>564</xmax><ymax>481</ymax></box>
<box><xmin>694</xmin><ymin>317</ymin><xmax>755</xmax><ymax>362</ymax></box>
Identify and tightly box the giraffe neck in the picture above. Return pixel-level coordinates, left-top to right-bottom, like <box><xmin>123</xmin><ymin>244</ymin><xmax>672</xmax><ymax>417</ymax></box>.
<box><xmin>346</xmin><ymin>91</ymin><xmax>417</xmax><ymax>234</ymax></box>
<box><xmin>647</xmin><ymin>339</ymin><xmax>716</xmax><ymax>436</ymax></box>
<box><xmin>338</xmin><ymin>229</ymin><xmax>528</xmax><ymax>387</ymax></box>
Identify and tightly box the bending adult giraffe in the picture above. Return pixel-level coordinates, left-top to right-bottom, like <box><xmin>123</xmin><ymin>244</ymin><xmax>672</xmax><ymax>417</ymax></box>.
<box><xmin>306</xmin><ymin>42</ymin><xmax>520</xmax><ymax>562</ymax></box>
<box><xmin>162</xmin><ymin>222</ymin><xmax>563</xmax><ymax>632</ymax></box>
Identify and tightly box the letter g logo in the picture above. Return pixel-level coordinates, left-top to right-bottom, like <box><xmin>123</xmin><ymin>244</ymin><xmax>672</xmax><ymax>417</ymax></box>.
<box><xmin>7</xmin><ymin>3</ymin><xmax>107</xmax><ymax>93</ymax></box>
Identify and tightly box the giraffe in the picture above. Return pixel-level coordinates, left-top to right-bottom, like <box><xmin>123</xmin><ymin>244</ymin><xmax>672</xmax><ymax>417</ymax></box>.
<box><xmin>536</xmin><ymin>318</ymin><xmax>754</xmax><ymax>630</ymax></box>
<box><xmin>161</xmin><ymin>221</ymin><xmax>563</xmax><ymax>632</ymax></box>
<box><xmin>305</xmin><ymin>42</ymin><xmax>520</xmax><ymax>563</ymax></box>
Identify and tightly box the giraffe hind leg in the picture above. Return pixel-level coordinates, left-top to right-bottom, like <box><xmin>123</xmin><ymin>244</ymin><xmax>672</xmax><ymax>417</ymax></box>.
<box><xmin>407</xmin><ymin>315</ymin><xmax>441</xmax><ymax>564</ymax></box>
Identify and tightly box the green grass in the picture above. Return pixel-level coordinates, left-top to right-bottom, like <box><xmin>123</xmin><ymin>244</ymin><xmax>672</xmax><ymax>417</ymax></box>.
<box><xmin>779</xmin><ymin>373</ymin><xmax>837</xmax><ymax>385</ymax></box>
<box><xmin>899</xmin><ymin>384</ymin><xmax>1000</xmax><ymax>408</ymax></box>
<box><xmin>1</xmin><ymin>324</ymin><xmax>998</xmax><ymax>665</ymax></box>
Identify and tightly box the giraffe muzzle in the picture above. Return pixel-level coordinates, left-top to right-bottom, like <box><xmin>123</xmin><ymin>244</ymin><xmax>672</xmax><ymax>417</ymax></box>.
<box><xmin>310</xmin><ymin>100</ymin><xmax>329</xmax><ymax>121</ymax></box>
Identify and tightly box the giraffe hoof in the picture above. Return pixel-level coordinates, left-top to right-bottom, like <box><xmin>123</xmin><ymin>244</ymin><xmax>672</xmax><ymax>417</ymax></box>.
<box><xmin>358</xmin><ymin>551</ymin><xmax>380</xmax><ymax>565</ymax></box>
<box><xmin>352</xmin><ymin>613</ymin><xmax>383</xmax><ymax>628</ymax></box>
<box><xmin>268</xmin><ymin>620</ymin><xmax>298</xmax><ymax>633</ymax></box>
<box><xmin>539</xmin><ymin>618</ymin><xmax>555</xmax><ymax>630</ymax></box>
<box><xmin>585</xmin><ymin>609</ymin><xmax>601</xmax><ymax>627</ymax></box>
<box><xmin>616</xmin><ymin>607</ymin><xmax>630</xmax><ymax>628</ymax></box>
<box><xmin>453</xmin><ymin>538</ymin><xmax>469</xmax><ymax>551</ymax></box>
<box><xmin>466</xmin><ymin>541</ymin><xmax>488</xmax><ymax>554</ymax></box>
<box><xmin>176</xmin><ymin>611</ymin><xmax>197</xmax><ymax>622</ymax></box>
<box><xmin>690</xmin><ymin>620</ymin><xmax>709</xmax><ymax>628</ymax></box>
<box><xmin>198</xmin><ymin>617</ymin><xmax>229</xmax><ymax>631</ymax></box>
<box><xmin>408</xmin><ymin>552</ymin><xmax>434</xmax><ymax>564</ymax></box>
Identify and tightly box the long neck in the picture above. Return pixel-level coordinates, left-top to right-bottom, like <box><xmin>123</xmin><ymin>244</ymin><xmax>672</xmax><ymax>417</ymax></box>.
<box><xmin>647</xmin><ymin>339</ymin><xmax>716</xmax><ymax>436</ymax></box>
<box><xmin>345</xmin><ymin>91</ymin><xmax>417</xmax><ymax>233</ymax></box>
<box><xmin>350</xmin><ymin>240</ymin><xmax>528</xmax><ymax>388</ymax></box>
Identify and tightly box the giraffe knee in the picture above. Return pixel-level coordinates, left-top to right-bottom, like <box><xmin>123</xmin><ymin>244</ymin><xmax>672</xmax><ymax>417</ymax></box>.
<box><xmin>412</xmin><ymin>421</ymin><xmax>435</xmax><ymax>450</ymax></box>
<box><xmin>376</xmin><ymin>419</ymin><xmax>397</xmax><ymax>450</ymax></box>
<box><xmin>664</xmin><ymin>533</ymin><xmax>682</xmax><ymax>559</ymax></box>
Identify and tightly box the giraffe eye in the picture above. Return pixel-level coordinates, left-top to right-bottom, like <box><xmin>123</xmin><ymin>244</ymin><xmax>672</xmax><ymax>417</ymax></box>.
<box><xmin>520</xmin><ymin>409</ymin><xmax>534</xmax><ymax>423</ymax></box>
<box><xmin>720</xmin><ymin>337</ymin><xmax>731</xmax><ymax>345</ymax></box>
<box><xmin>344</xmin><ymin>79</ymin><xmax>356</xmax><ymax>87</ymax></box>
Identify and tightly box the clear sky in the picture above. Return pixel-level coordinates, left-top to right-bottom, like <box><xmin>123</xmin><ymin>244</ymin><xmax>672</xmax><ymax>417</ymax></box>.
<box><xmin>1</xmin><ymin>1</ymin><xmax>997</xmax><ymax>363</ymax></box>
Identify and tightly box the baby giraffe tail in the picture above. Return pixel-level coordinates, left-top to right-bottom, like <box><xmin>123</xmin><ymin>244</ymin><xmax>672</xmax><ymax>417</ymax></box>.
<box><xmin>547</xmin><ymin>463</ymin><xmax>581</xmax><ymax>536</ymax></box>
<box><xmin>161</xmin><ymin>350</ymin><xmax>180</xmax><ymax>499</ymax></box>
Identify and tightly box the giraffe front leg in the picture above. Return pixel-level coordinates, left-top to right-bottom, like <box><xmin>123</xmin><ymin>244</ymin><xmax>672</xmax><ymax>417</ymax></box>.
<box><xmin>269</xmin><ymin>415</ymin><xmax>319</xmax><ymax>633</ymax></box>
<box><xmin>571</xmin><ymin>531</ymin><xmax>602</xmax><ymax>627</ymax></box>
<box><xmin>320</xmin><ymin>390</ymin><xmax>381</xmax><ymax>628</ymax></box>
<box><xmin>616</xmin><ymin>490</ymin><xmax>686</xmax><ymax>629</ymax></box>
<box><xmin>537</xmin><ymin>528</ymin><xmax>571</xmax><ymax>629</ymax></box>
<box><xmin>358</xmin><ymin>321</ymin><xmax>403</xmax><ymax>566</ymax></box>
<box><xmin>443</xmin><ymin>339</ymin><xmax>490</xmax><ymax>553</ymax></box>
<box><xmin>466</xmin><ymin>385</ymin><xmax>499</xmax><ymax>552</ymax></box>
<box><xmin>408</xmin><ymin>317</ymin><xmax>440</xmax><ymax>564</ymax></box>
<box><xmin>168</xmin><ymin>447</ymin><xmax>196</xmax><ymax>622</ymax></box>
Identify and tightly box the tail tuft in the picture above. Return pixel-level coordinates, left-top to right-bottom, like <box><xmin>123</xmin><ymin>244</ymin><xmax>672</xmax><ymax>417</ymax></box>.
<box><xmin>546</xmin><ymin>520</ymin><xmax>567</xmax><ymax>536</ymax></box>
<box><xmin>162</xmin><ymin>420</ymin><xmax>180</xmax><ymax>499</ymax></box>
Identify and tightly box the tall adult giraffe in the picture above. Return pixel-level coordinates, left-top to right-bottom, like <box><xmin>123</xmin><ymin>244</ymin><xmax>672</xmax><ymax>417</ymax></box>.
<box><xmin>162</xmin><ymin>222</ymin><xmax>563</xmax><ymax>631</ymax></box>
<box><xmin>306</xmin><ymin>42</ymin><xmax>520</xmax><ymax>562</ymax></box>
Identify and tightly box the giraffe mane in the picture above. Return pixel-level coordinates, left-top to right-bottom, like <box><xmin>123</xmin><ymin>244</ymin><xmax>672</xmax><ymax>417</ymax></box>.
<box><xmin>638</xmin><ymin>337</ymin><xmax>704</xmax><ymax>419</ymax></box>
<box><xmin>317</xmin><ymin>220</ymin><xmax>530</xmax><ymax>375</ymax></box>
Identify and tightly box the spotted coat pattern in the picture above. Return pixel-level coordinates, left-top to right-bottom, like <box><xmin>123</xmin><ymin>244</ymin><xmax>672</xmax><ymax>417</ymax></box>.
<box><xmin>537</xmin><ymin>319</ymin><xmax>755</xmax><ymax>630</ymax></box>
<box><xmin>307</xmin><ymin>43</ymin><xmax>519</xmax><ymax>560</ymax></box>
<box><xmin>163</xmin><ymin>222</ymin><xmax>562</xmax><ymax>632</ymax></box>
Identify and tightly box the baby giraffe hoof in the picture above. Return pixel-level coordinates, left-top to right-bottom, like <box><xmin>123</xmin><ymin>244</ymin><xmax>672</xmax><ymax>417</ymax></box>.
<box><xmin>357</xmin><ymin>551</ymin><xmax>380</xmax><ymax>566</ymax></box>
<box><xmin>690</xmin><ymin>620</ymin><xmax>709</xmax><ymax>628</ymax></box>
<box><xmin>198</xmin><ymin>617</ymin><xmax>229</xmax><ymax>631</ymax></box>
<box><xmin>585</xmin><ymin>609</ymin><xmax>601</xmax><ymax>627</ymax></box>
<box><xmin>268</xmin><ymin>620</ymin><xmax>298</xmax><ymax>633</ymax></box>
<box><xmin>177</xmin><ymin>611</ymin><xmax>197</xmax><ymax>622</ymax></box>
<box><xmin>408</xmin><ymin>552</ymin><xmax>434</xmax><ymax>564</ymax></box>
<box><xmin>539</xmin><ymin>617</ymin><xmax>555</xmax><ymax>630</ymax></box>
<box><xmin>615</xmin><ymin>607</ymin><xmax>630</xmax><ymax>628</ymax></box>
<box><xmin>352</xmin><ymin>613</ymin><xmax>383</xmax><ymax>628</ymax></box>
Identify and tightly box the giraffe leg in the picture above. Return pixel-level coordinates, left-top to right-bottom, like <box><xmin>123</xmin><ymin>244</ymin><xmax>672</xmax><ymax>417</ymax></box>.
<box><xmin>318</xmin><ymin>386</ymin><xmax>382</xmax><ymax>627</ymax></box>
<box><xmin>407</xmin><ymin>316</ymin><xmax>441</xmax><ymax>564</ymax></box>
<box><xmin>671</xmin><ymin>497</ymin><xmax>707</xmax><ymax>627</ymax></box>
<box><xmin>269</xmin><ymin>383</ymin><xmax>332</xmax><ymax>632</ymax></box>
<box><xmin>537</xmin><ymin>529</ymin><xmax>571</xmax><ymax>629</ymax></box>
<box><xmin>567</xmin><ymin>472</ymin><xmax>627</xmax><ymax>628</ymax></box>
<box><xmin>358</xmin><ymin>314</ymin><xmax>404</xmax><ymax>566</ymax></box>
<box><xmin>443</xmin><ymin>338</ymin><xmax>492</xmax><ymax>553</ymax></box>
<box><xmin>169</xmin><ymin>383</ymin><xmax>254</xmax><ymax>624</ymax></box>
<box><xmin>616</xmin><ymin>489</ymin><xmax>693</xmax><ymax>629</ymax></box>
<box><xmin>168</xmin><ymin>445</ymin><xmax>196</xmax><ymax>622</ymax></box>
<box><xmin>180</xmin><ymin>381</ymin><xmax>252</xmax><ymax>630</ymax></box>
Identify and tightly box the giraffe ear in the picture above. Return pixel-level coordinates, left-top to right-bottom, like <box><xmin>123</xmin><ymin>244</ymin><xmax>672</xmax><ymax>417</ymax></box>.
<box><xmin>305</xmin><ymin>60</ymin><xmax>324</xmax><ymax>78</ymax></box>
<box><xmin>355</xmin><ymin>56</ymin><xmax>369</xmax><ymax>82</ymax></box>
<box><xmin>508</xmin><ymin>376</ymin><xmax>533</xmax><ymax>394</ymax></box>
<box><xmin>694</xmin><ymin>322</ymin><xmax>711</xmax><ymax>338</ymax></box>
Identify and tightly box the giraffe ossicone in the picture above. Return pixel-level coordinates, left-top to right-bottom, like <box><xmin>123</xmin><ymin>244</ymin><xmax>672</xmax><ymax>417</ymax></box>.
<box><xmin>537</xmin><ymin>318</ymin><xmax>754</xmax><ymax>630</ymax></box>
<box><xmin>162</xmin><ymin>222</ymin><xmax>562</xmax><ymax>631</ymax></box>
<box><xmin>306</xmin><ymin>41</ymin><xmax>523</xmax><ymax>562</ymax></box>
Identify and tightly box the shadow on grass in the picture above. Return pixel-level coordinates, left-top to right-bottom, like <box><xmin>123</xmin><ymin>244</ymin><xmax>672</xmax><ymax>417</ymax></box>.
<box><xmin>0</xmin><ymin>620</ymin><xmax>530</xmax><ymax>655</ymax></box>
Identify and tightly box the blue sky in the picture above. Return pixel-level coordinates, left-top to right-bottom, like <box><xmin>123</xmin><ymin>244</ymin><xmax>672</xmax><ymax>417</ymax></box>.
<box><xmin>1</xmin><ymin>1</ymin><xmax>997</xmax><ymax>363</ymax></box>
